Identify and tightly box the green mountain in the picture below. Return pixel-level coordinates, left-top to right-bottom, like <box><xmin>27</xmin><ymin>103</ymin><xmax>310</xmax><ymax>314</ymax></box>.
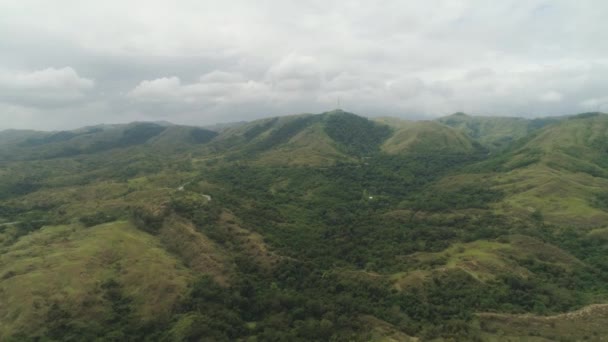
<box><xmin>376</xmin><ymin>117</ymin><xmax>482</xmax><ymax>155</ymax></box>
<box><xmin>1</xmin><ymin>111</ymin><xmax>608</xmax><ymax>341</ymax></box>
<box><xmin>211</xmin><ymin>110</ymin><xmax>393</xmax><ymax>165</ymax></box>
<box><xmin>437</xmin><ymin>112</ymin><xmax>561</xmax><ymax>151</ymax></box>
<box><xmin>439</xmin><ymin>112</ymin><xmax>608</xmax><ymax>227</ymax></box>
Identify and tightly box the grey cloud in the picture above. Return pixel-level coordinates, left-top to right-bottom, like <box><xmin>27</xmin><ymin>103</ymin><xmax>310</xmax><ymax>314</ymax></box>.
<box><xmin>539</xmin><ymin>91</ymin><xmax>563</xmax><ymax>103</ymax></box>
<box><xmin>0</xmin><ymin>67</ymin><xmax>94</xmax><ymax>107</ymax></box>
<box><xmin>1</xmin><ymin>0</ymin><xmax>608</xmax><ymax>130</ymax></box>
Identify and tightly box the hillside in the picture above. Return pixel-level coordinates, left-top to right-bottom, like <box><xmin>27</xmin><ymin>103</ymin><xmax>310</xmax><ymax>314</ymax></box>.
<box><xmin>209</xmin><ymin>111</ymin><xmax>482</xmax><ymax>166</ymax></box>
<box><xmin>437</xmin><ymin>112</ymin><xmax>560</xmax><ymax>151</ymax></box>
<box><xmin>376</xmin><ymin>118</ymin><xmax>481</xmax><ymax>155</ymax></box>
<box><xmin>1</xmin><ymin>111</ymin><xmax>608</xmax><ymax>340</ymax></box>
<box><xmin>0</xmin><ymin>221</ymin><xmax>193</xmax><ymax>339</ymax></box>
<box><xmin>0</xmin><ymin>122</ymin><xmax>205</xmax><ymax>161</ymax></box>
<box><xmin>438</xmin><ymin>112</ymin><xmax>608</xmax><ymax>226</ymax></box>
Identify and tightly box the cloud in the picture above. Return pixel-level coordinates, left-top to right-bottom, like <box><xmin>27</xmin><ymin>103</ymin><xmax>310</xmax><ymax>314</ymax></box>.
<box><xmin>580</xmin><ymin>97</ymin><xmax>608</xmax><ymax>110</ymax></box>
<box><xmin>266</xmin><ymin>54</ymin><xmax>322</xmax><ymax>92</ymax></box>
<box><xmin>2</xmin><ymin>1</ymin><xmax>608</xmax><ymax>129</ymax></box>
<box><xmin>386</xmin><ymin>78</ymin><xmax>425</xmax><ymax>98</ymax></box>
<box><xmin>539</xmin><ymin>91</ymin><xmax>563</xmax><ymax>103</ymax></box>
<box><xmin>128</xmin><ymin>71</ymin><xmax>270</xmax><ymax>108</ymax></box>
<box><xmin>0</xmin><ymin>67</ymin><xmax>94</xmax><ymax>107</ymax></box>
<box><xmin>0</xmin><ymin>67</ymin><xmax>93</xmax><ymax>90</ymax></box>
<box><xmin>128</xmin><ymin>77</ymin><xmax>182</xmax><ymax>101</ymax></box>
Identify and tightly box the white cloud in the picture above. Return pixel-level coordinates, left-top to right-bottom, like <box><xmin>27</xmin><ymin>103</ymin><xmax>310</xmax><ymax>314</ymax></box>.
<box><xmin>128</xmin><ymin>71</ymin><xmax>270</xmax><ymax>106</ymax></box>
<box><xmin>266</xmin><ymin>54</ymin><xmax>323</xmax><ymax>92</ymax></box>
<box><xmin>0</xmin><ymin>67</ymin><xmax>93</xmax><ymax>90</ymax></box>
<box><xmin>539</xmin><ymin>91</ymin><xmax>563</xmax><ymax>103</ymax></box>
<box><xmin>2</xmin><ymin>1</ymin><xmax>608</xmax><ymax>128</ymax></box>
<box><xmin>128</xmin><ymin>77</ymin><xmax>181</xmax><ymax>100</ymax></box>
<box><xmin>386</xmin><ymin>78</ymin><xmax>425</xmax><ymax>98</ymax></box>
<box><xmin>0</xmin><ymin>67</ymin><xmax>94</xmax><ymax>107</ymax></box>
<box><xmin>580</xmin><ymin>97</ymin><xmax>608</xmax><ymax>110</ymax></box>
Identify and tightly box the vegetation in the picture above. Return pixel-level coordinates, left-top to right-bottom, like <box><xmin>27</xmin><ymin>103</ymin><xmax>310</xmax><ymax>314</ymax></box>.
<box><xmin>1</xmin><ymin>111</ymin><xmax>608</xmax><ymax>340</ymax></box>
<box><xmin>323</xmin><ymin>111</ymin><xmax>392</xmax><ymax>156</ymax></box>
<box><xmin>438</xmin><ymin>112</ymin><xmax>561</xmax><ymax>151</ymax></box>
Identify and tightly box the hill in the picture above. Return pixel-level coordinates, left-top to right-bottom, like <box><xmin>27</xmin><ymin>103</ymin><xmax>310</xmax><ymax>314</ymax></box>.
<box><xmin>210</xmin><ymin>111</ymin><xmax>479</xmax><ymax>166</ymax></box>
<box><xmin>0</xmin><ymin>221</ymin><xmax>193</xmax><ymax>339</ymax></box>
<box><xmin>376</xmin><ymin>118</ymin><xmax>481</xmax><ymax>155</ymax></box>
<box><xmin>441</xmin><ymin>112</ymin><xmax>608</xmax><ymax>226</ymax></box>
<box><xmin>1</xmin><ymin>110</ymin><xmax>608</xmax><ymax>340</ymax></box>
<box><xmin>437</xmin><ymin>112</ymin><xmax>560</xmax><ymax>151</ymax></box>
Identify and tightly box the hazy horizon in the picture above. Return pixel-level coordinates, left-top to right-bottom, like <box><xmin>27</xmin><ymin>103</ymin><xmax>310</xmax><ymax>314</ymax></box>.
<box><xmin>3</xmin><ymin>108</ymin><xmax>598</xmax><ymax>132</ymax></box>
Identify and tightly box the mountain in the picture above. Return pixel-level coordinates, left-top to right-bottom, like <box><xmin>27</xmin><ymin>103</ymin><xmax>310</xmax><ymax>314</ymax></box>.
<box><xmin>0</xmin><ymin>122</ymin><xmax>222</xmax><ymax>165</ymax></box>
<box><xmin>437</xmin><ymin>112</ymin><xmax>561</xmax><ymax>151</ymax></box>
<box><xmin>376</xmin><ymin>117</ymin><xmax>481</xmax><ymax>155</ymax></box>
<box><xmin>1</xmin><ymin>111</ymin><xmax>608</xmax><ymax>341</ymax></box>
<box><xmin>210</xmin><ymin>110</ymin><xmax>481</xmax><ymax>166</ymax></box>
<box><xmin>439</xmin><ymin>112</ymin><xmax>608</xmax><ymax>227</ymax></box>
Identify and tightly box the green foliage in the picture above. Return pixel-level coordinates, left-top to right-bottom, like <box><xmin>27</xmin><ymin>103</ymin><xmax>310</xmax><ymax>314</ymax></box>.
<box><xmin>248</xmin><ymin>116</ymin><xmax>319</xmax><ymax>153</ymax></box>
<box><xmin>3</xmin><ymin>111</ymin><xmax>608</xmax><ymax>340</ymax></box>
<box><xmin>42</xmin><ymin>279</ymin><xmax>140</xmax><ymax>341</ymax></box>
<box><xmin>20</xmin><ymin>131</ymin><xmax>79</xmax><ymax>146</ymax></box>
<box><xmin>437</xmin><ymin>112</ymin><xmax>559</xmax><ymax>152</ymax></box>
<box><xmin>592</xmin><ymin>192</ymin><xmax>608</xmax><ymax>210</ymax></box>
<box><xmin>408</xmin><ymin>184</ymin><xmax>504</xmax><ymax>211</ymax></box>
<box><xmin>121</xmin><ymin>123</ymin><xmax>167</xmax><ymax>145</ymax></box>
<box><xmin>323</xmin><ymin>111</ymin><xmax>392</xmax><ymax>155</ymax></box>
<box><xmin>243</xmin><ymin>117</ymin><xmax>278</xmax><ymax>140</ymax></box>
<box><xmin>568</xmin><ymin>112</ymin><xmax>602</xmax><ymax>120</ymax></box>
<box><xmin>189</xmin><ymin>127</ymin><xmax>218</xmax><ymax>144</ymax></box>
<box><xmin>0</xmin><ymin>177</ymin><xmax>42</xmax><ymax>199</ymax></box>
<box><xmin>87</xmin><ymin>123</ymin><xmax>167</xmax><ymax>154</ymax></box>
<box><xmin>130</xmin><ymin>207</ymin><xmax>165</xmax><ymax>234</ymax></box>
<box><xmin>79</xmin><ymin>211</ymin><xmax>117</xmax><ymax>227</ymax></box>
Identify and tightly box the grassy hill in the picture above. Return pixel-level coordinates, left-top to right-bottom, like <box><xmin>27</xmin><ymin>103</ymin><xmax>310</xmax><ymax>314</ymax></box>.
<box><xmin>204</xmin><ymin>110</ymin><xmax>392</xmax><ymax>166</ymax></box>
<box><xmin>437</xmin><ymin>112</ymin><xmax>560</xmax><ymax>151</ymax></box>
<box><xmin>210</xmin><ymin>111</ymin><xmax>482</xmax><ymax>166</ymax></box>
<box><xmin>441</xmin><ymin>112</ymin><xmax>608</xmax><ymax>226</ymax></box>
<box><xmin>377</xmin><ymin>118</ymin><xmax>481</xmax><ymax>155</ymax></box>
<box><xmin>1</xmin><ymin>110</ymin><xmax>608</xmax><ymax>340</ymax></box>
<box><xmin>0</xmin><ymin>221</ymin><xmax>193</xmax><ymax>339</ymax></box>
<box><xmin>478</xmin><ymin>304</ymin><xmax>608</xmax><ymax>341</ymax></box>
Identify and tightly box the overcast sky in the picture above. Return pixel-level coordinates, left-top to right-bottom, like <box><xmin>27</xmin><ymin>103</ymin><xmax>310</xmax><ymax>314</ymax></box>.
<box><xmin>1</xmin><ymin>0</ymin><xmax>608</xmax><ymax>130</ymax></box>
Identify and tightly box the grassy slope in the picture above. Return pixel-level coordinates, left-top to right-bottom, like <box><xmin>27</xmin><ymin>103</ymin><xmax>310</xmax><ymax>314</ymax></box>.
<box><xmin>254</xmin><ymin>121</ymin><xmax>352</xmax><ymax>166</ymax></box>
<box><xmin>377</xmin><ymin>118</ymin><xmax>478</xmax><ymax>155</ymax></box>
<box><xmin>208</xmin><ymin>113</ymin><xmax>352</xmax><ymax>166</ymax></box>
<box><xmin>495</xmin><ymin>115</ymin><xmax>608</xmax><ymax>226</ymax></box>
<box><xmin>478</xmin><ymin>304</ymin><xmax>608</xmax><ymax>341</ymax></box>
<box><xmin>392</xmin><ymin>234</ymin><xmax>582</xmax><ymax>289</ymax></box>
<box><xmin>436</xmin><ymin>113</ymin><xmax>522</xmax><ymax>153</ymax></box>
<box><xmin>432</xmin><ymin>113</ymin><xmax>608</xmax><ymax>226</ymax></box>
<box><xmin>437</xmin><ymin>112</ymin><xmax>560</xmax><ymax>151</ymax></box>
<box><xmin>0</xmin><ymin>221</ymin><xmax>192</xmax><ymax>338</ymax></box>
<box><xmin>213</xmin><ymin>110</ymin><xmax>393</xmax><ymax>166</ymax></box>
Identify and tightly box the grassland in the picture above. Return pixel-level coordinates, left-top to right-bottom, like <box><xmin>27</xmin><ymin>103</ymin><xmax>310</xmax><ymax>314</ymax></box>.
<box><xmin>0</xmin><ymin>221</ymin><xmax>192</xmax><ymax>339</ymax></box>
<box><xmin>478</xmin><ymin>304</ymin><xmax>608</xmax><ymax>341</ymax></box>
<box><xmin>377</xmin><ymin>118</ymin><xmax>478</xmax><ymax>155</ymax></box>
<box><xmin>437</xmin><ymin>112</ymin><xmax>560</xmax><ymax>151</ymax></box>
<box><xmin>392</xmin><ymin>235</ymin><xmax>583</xmax><ymax>289</ymax></box>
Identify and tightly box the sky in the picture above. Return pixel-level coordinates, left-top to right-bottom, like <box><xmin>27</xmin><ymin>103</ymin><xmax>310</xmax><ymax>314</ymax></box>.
<box><xmin>1</xmin><ymin>0</ymin><xmax>608</xmax><ymax>130</ymax></box>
